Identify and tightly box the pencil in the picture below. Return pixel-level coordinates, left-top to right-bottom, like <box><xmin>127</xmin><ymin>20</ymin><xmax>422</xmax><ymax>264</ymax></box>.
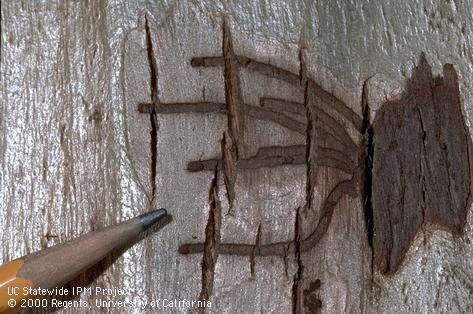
<box><xmin>0</xmin><ymin>208</ymin><xmax>168</xmax><ymax>312</ymax></box>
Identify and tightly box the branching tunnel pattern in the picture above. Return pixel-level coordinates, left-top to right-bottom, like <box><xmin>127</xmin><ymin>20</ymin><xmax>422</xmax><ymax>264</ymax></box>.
<box><xmin>137</xmin><ymin>18</ymin><xmax>471</xmax><ymax>309</ymax></box>
<box><xmin>138</xmin><ymin>21</ymin><xmax>363</xmax><ymax>258</ymax></box>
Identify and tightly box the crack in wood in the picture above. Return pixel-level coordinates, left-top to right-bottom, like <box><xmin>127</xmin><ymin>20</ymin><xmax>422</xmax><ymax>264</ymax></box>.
<box><xmin>360</xmin><ymin>77</ymin><xmax>375</xmax><ymax>280</ymax></box>
<box><xmin>199</xmin><ymin>166</ymin><xmax>221</xmax><ymax>303</ymax></box>
<box><xmin>250</xmin><ymin>223</ymin><xmax>261</xmax><ymax>280</ymax></box>
<box><xmin>221</xmin><ymin>130</ymin><xmax>237</xmax><ymax>214</ymax></box>
<box><xmin>292</xmin><ymin>207</ymin><xmax>303</xmax><ymax>314</ymax></box>
<box><xmin>221</xmin><ymin>20</ymin><xmax>242</xmax><ymax>211</ymax></box>
<box><xmin>144</xmin><ymin>16</ymin><xmax>158</xmax><ymax>200</ymax></box>
<box><xmin>293</xmin><ymin>64</ymin><xmax>309</xmax><ymax>313</ymax></box>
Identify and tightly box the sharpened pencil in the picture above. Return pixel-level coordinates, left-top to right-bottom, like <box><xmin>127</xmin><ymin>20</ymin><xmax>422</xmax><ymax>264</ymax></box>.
<box><xmin>0</xmin><ymin>208</ymin><xmax>168</xmax><ymax>312</ymax></box>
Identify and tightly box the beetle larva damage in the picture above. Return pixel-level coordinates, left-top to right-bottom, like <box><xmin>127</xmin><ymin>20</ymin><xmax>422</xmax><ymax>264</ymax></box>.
<box><xmin>136</xmin><ymin>20</ymin><xmax>472</xmax><ymax>279</ymax></box>
<box><xmin>371</xmin><ymin>54</ymin><xmax>472</xmax><ymax>275</ymax></box>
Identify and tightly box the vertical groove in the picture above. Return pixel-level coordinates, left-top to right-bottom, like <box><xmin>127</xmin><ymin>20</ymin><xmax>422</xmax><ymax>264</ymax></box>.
<box><xmin>292</xmin><ymin>207</ymin><xmax>303</xmax><ymax>313</ymax></box>
<box><xmin>199</xmin><ymin>165</ymin><xmax>221</xmax><ymax>307</ymax></box>
<box><xmin>221</xmin><ymin>20</ymin><xmax>241</xmax><ymax>210</ymax></box>
<box><xmin>144</xmin><ymin>16</ymin><xmax>158</xmax><ymax>200</ymax></box>
<box><xmin>302</xmin><ymin>65</ymin><xmax>314</xmax><ymax>213</ymax></box>
<box><xmin>417</xmin><ymin>107</ymin><xmax>427</xmax><ymax>225</ymax></box>
<box><xmin>144</xmin><ymin>16</ymin><xmax>158</xmax><ymax>103</ymax></box>
<box><xmin>250</xmin><ymin>223</ymin><xmax>261</xmax><ymax>280</ymax></box>
<box><xmin>149</xmin><ymin>113</ymin><xmax>158</xmax><ymax>200</ymax></box>
<box><xmin>360</xmin><ymin>79</ymin><xmax>374</xmax><ymax>275</ymax></box>
<box><xmin>293</xmin><ymin>51</ymin><xmax>309</xmax><ymax>313</ymax></box>
<box><xmin>222</xmin><ymin>19</ymin><xmax>242</xmax><ymax>148</ymax></box>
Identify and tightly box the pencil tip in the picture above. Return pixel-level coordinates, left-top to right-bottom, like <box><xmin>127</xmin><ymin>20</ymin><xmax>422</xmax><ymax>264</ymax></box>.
<box><xmin>139</xmin><ymin>208</ymin><xmax>168</xmax><ymax>229</ymax></box>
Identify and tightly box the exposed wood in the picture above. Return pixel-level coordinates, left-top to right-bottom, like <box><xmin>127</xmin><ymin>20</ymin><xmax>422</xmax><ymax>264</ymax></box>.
<box><xmin>372</xmin><ymin>55</ymin><xmax>472</xmax><ymax>275</ymax></box>
<box><xmin>1</xmin><ymin>1</ymin><xmax>473</xmax><ymax>313</ymax></box>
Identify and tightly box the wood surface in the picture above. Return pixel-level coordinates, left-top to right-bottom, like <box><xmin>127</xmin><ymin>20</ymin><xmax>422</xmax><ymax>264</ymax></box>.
<box><xmin>1</xmin><ymin>1</ymin><xmax>473</xmax><ymax>313</ymax></box>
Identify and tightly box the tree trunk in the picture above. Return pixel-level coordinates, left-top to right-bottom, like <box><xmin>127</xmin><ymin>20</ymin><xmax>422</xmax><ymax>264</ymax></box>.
<box><xmin>1</xmin><ymin>1</ymin><xmax>472</xmax><ymax>313</ymax></box>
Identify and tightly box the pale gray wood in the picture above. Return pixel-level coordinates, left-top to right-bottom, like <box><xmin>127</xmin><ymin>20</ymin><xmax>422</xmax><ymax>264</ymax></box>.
<box><xmin>1</xmin><ymin>1</ymin><xmax>472</xmax><ymax>313</ymax></box>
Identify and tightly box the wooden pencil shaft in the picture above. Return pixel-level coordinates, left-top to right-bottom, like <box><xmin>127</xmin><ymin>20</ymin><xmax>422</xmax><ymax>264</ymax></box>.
<box><xmin>0</xmin><ymin>208</ymin><xmax>167</xmax><ymax>294</ymax></box>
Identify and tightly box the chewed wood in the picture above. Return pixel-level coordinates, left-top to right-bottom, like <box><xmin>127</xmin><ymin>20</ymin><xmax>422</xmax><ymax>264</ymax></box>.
<box><xmin>136</xmin><ymin>21</ymin><xmax>471</xmax><ymax>280</ymax></box>
<box><xmin>372</xmin><ymin>54</ymin><xmax>472</xmax><ymax>275</ymax></box>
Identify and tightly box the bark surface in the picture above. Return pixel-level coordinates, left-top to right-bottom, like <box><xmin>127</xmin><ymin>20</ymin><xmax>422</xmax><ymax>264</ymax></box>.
<box><xmin>1</xmin><ymin>1</ymin><xmax>472</xmax><ymax>313</ymax></box>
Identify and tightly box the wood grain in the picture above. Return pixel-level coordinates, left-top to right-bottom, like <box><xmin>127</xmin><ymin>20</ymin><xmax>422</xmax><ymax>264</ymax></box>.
<box><xmin>372</xmin><ymin>54</ymin><xmax>472</xmax><ymax>275</ymax></box>
<box><xmin>2</xmin><ymin>1</ymin><xmax>473</xmax><ymax>313</ymax></box>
